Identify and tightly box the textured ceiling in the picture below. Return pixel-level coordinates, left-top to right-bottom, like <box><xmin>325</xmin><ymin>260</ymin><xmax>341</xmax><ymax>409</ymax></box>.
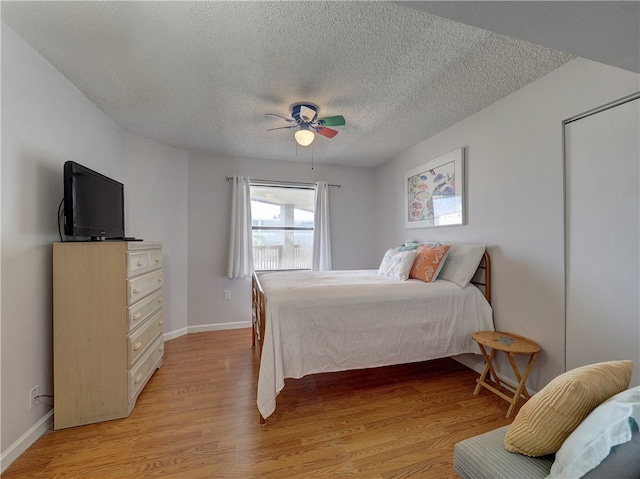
<box><xmin>0</xmin><ymin>1</ymin><xmax>583</xmax><ymax>167</ymax></box>
<box><xmin>398</xmin><ymin>1</ymin><xmax>640</xmax><ymax>75</ymax></box>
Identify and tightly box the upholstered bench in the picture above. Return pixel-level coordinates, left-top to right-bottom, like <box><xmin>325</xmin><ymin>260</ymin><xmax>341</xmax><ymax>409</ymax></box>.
<box><xmin>454</xmin><ymin>420</ymin><xmax>640</xmax><ymax>479</ymax></box>
<box><xmin>454</xmin><ymin>361</ymin><xmax>640</xmax><ymax>479</ymax></box>
<box><xmin>454</xmin><ymin>426</ymin><xmax>553</xmax><ymax>479</ymax></box>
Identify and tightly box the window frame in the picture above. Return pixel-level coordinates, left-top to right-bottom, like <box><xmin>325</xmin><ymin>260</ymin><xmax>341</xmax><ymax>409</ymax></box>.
<box><xmin>250</xmin><ymin>181</ymin><xmax>315</xmax><ymax>271</ymax></box>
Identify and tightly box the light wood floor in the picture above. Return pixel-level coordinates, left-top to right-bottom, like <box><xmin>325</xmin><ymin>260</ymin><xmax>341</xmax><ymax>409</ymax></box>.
<box><xmin>3</xmin><ymin>329</ymin><xmax>517</xmax><ymax>479</ymax></box>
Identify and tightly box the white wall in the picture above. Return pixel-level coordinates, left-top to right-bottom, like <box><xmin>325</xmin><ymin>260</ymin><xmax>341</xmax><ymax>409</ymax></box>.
<box><xmin>565</xmin><ymin>98</ymin><xmax>640</xmax><ymax>387</ymax></box>
<box><xmin>1</xmin><ymin>23</ymin><xmax>191</xmax><ymax>470</ymax></box>
<box><xmin>187</xmin><ymin>151</ymin><xmax>377</xmax><ymax>329</ymax></box>
<box><xmin>374</xmin><ymin>57</ymin><xmax>640</xmax><ymax>390</ymax></box>
<box><xmin>124</xmin><ymin>134</ymin><xmax>189</xmax><ymax>336</ymax></box>
<box><xmin>1</xmin><ymin>22</ymin><xmax>125</xmax><ymax>465</ymax></box>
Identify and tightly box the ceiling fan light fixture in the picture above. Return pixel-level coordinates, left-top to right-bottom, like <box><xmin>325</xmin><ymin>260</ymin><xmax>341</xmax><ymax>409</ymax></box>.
<box><xmin>295</xmin><ymin>128</ymin><xmax>315</xmax><ymax>146</ymax></box>
<box><xmin>267</xmin><ymin>102</ymin><xmax>343</xmax><ymax>146</ymax></box>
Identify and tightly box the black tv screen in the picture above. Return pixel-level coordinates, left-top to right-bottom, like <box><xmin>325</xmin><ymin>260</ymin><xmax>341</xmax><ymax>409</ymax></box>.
<box><xmin>63</xmin><ymin>161</ymin><xmax>125</xmax><ymax>240</ymax></box>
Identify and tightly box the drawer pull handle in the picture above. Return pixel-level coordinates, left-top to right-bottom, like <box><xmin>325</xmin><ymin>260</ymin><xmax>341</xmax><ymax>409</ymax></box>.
<box><xmin>134</xmin><ymin>373</ymin><xmax>143</xmax><ymax>384</ymax></box>
<box><xmin>137</xmin><ymin>260</ymin><xmax>144</xmax><ymax>267</ymax></box>
<box><xmin>158</xmin><ymin>297</ymin><xmax>164</xmax><ymax>303</ymax></box>
<box><xmin>133</xmin><ymin>313</ymin><xmax>142</xmax><ymax>320</ymax></box>
<box><xmin>133</xmin><ymin>341</ymin><xmax>143</xmax><ymax>351</ymax></box>
<box><xmin>154</xmin><ymin>257</ymin><xmax>161</xmax><ymax>263</ymax></box>
<box><xmin>133</xmin><ymin>288</ymin><xmax>141</xmax><ymax>294</ymax></box>
<box><xmin>159</xmin><ymin>319</ymin><xmax>164</xmax><ymax>325</ymax></box>
<box><xmin>158</xmin><ymin>277</ymin><xmax>163</xmax><ymax>283</ymax></box>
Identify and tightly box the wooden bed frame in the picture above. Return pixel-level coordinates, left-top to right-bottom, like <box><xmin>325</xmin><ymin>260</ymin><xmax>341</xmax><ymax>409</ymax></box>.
<box><xmin>251</xmin><ymin>251</ymin><xmax>491</xmax><ymax>354</ymax></box>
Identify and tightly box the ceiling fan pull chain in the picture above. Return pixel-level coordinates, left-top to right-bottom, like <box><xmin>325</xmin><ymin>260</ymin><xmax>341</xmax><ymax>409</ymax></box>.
<box><xmin>311</xmin><ymin>146</ymin><xmax>314</xmax><ymax>170</ymax></box>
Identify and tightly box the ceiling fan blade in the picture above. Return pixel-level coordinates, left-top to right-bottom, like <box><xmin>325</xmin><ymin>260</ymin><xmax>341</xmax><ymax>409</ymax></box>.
<box><xmin>267</xmin><ymin>125</ymin><xmax>298</xmax><ymax>131</ymax></box>
<box><xmin>265</xmin><ymin>113</ymin><xmax>295</xmax><ymax>123</ymax></box>
<box><xmin>317</xmin><ymin>115</ymin><xmax>345</xmax><ymax>127</ymax></box>
<box><xmin>314</xmin><ymin>126</ymin><xmax>339</xmax><ymax>138</ymax></box>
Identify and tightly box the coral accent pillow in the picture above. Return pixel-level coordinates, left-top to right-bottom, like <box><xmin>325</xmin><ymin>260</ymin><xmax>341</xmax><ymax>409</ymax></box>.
<box><xmin>409</xmin><ymin>244</ymin><xmax>451</xmax><ymax>282</ymax></box>
<box><xmin>504</xmin><ymin>360</ymin><xmax>633</xmax><ymax>457</ymax></box>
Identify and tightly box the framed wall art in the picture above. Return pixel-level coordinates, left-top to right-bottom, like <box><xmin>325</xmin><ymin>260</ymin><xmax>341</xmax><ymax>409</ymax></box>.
<box><xmin>404</xmin><ymin>148</ymin><xmax>465</xmax><ymax>229</ymax></box>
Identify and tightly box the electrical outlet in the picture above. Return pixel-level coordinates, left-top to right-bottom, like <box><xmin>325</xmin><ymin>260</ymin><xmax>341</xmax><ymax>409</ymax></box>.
<box><xmin>29</xmin><ymin>385</ymin><xmax>40</xmax><ymax>409</ymax></box>
<box><xmin>223</xmin><ymin>290</ymin><xmax>231</xmax><ymax>301</ymax></box>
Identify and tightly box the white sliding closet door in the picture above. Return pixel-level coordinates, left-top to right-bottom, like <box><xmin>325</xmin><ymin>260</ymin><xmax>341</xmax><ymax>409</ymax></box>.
<box><xmin>565</xmin><ymin>95</ymin><xmax>640</xmax><ymax>387</ymax></box>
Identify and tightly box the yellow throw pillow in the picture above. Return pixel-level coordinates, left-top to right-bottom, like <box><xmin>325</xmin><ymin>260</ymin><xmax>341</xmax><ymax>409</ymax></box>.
<box><xmin>504</xmin><ymin>360</ymin><xmax>633</xmax><ymax>457</ymax></box>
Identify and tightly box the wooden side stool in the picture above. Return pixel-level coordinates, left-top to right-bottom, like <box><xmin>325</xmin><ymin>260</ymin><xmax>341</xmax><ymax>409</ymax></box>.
<box><xmin>472</xmin><ymin>331</ymin><xmax>541</xmax><ymax>418</ymax></box>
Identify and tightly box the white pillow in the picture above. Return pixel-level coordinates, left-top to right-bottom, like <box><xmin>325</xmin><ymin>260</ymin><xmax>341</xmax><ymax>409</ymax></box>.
<box><xmin>546</xmin><ymin>385</ymin><xmax>640</xmax><ymax>479</ymax></box>
<box><xmin>394</xmin><ymin>243</ymin><xmax>419</xmax><ymax>251</ymax></box>
<box><xmin>438</xmin><ymin>242</ymin><xmax>485</xmax><ymax>287</ymax></box>
<box><xmin>378</xmin><ymin>248</ymin><xmax>417</xmax><ymax>280</ymax></box>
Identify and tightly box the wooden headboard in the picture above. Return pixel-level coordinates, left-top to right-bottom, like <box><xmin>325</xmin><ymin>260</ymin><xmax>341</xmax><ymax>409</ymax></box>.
<box><xmin>470</xmin><ymin>251</ymin><xmax>491</xmax><ymax>304</ymax></box>
<box><xmin>251</xmin><ymin>272</ymin><xmax>266</xmax><ymax>352</ymax></box>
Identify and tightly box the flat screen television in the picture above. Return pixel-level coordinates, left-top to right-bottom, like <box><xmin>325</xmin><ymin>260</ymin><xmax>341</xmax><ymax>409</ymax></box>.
<box><xmin>63</xmin><ymin>161</ymin><xmax>125</xmax><ymax>240</ymax></box>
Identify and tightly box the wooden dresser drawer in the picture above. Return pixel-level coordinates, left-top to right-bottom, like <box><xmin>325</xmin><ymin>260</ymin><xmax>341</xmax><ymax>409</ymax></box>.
<box><xmin>149</xmin><ymin>250</ymin><xmax>162</xmax><ymax>271</ymax></box>
<box><xmin>128</xmin><ymin>310</ymin><xmax>164</xmax><ymax>368</ymax></box>
<box><xmin>128</xmin><ymin>289</ymin><xmax>163</xmax><ymax>332</ymax></box>
<box><xmin>127</xmin><ymin>249</ymin><xmax>163</xmax><ymax>277</ymax></box>
<box><xmin>129</xmin><ymin>335</ymin><xmax>164</xmax><ymax>403</ymax></box>
<box><xmin>127</xmin><ymin>269</ymin><xmax>163</xmax><ymax>305</ymax></box>
<box><xmin>127</xmin><ymin>251</ymin><xmax>150</xmax><ymax>277</ymax></box>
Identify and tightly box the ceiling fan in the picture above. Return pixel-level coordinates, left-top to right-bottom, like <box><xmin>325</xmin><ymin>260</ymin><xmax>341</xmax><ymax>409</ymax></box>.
<box><xmin>266</xmin><ymin>103</ymin><xmax>346</xmax><ymax>146</ymax></box>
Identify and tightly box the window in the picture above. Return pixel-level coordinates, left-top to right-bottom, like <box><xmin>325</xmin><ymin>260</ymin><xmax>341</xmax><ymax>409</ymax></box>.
<box><xmin>250</xmin><ymin>183</ymin><xmax>315</xmax><ymax>270</ymax></box>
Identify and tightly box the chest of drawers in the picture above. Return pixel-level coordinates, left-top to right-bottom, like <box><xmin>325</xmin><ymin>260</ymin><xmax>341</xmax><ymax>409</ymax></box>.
<box><xmin>53</xmin><ymin>241</ymin><xmax>164</xmax><ymax>429</ymax></box>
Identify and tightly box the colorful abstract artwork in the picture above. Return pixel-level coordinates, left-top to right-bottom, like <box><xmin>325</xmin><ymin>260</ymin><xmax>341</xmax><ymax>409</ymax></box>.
<box><xmin>404</xmin><ymin>148</ymin><xmax>465</xmax><ymax>229</ymax></box>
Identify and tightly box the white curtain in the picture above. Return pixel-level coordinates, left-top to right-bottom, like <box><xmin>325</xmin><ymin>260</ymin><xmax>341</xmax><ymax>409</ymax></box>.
<box><xmin>227</xmin><ymin>175</ymin><xmax>254</xmax><ymax>279</ymax></box>
<box><xmin>312</xmin><ymin>181</ymin><xmax>332</xmax><ymax>271</ymax></box>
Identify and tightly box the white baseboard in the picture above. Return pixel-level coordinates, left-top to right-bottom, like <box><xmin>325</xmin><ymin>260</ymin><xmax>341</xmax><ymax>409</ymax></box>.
<box><xmin>453</xmin><ymin>353</ymin><xmax>486</xmax><ymax>375</ymax></box>
<box><xmin>163</xmin><ymin>326</ymin><xmax>189</xmax><ymax>341</ymax></box>
<box><xmin>187</xmin><ymin>321</ymin><xmax>252</xmax><ymax>334</ymax></box>
<box><xmin>163</xmin><ymin>322</ymin><xmax>250</xmax><ymax>341</ymax></box>
<box><xmin>2</xmin><ymin>324</ymin><xmax>250</xmax><ymax>473</ymax></box>
<box><xmin>1</xmin><ymin>409</ymin><xmax>53</xmax><ymax>474</ymax></box>
<box><xmin>453</xmin><ymin>353</ymin><xmax>540</xmax><ymax>396</ymax></box>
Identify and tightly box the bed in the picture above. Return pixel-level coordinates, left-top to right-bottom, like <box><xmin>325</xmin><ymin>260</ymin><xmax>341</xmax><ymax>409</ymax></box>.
<box><xmin>252</xmin><ymin>245</ymin><xmax>494</xmax><ymax>423</ymax></box>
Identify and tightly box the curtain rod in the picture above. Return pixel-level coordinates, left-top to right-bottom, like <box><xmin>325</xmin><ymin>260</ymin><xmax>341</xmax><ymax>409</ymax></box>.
<box><xmin>225</xmin><ymin>177</ymin><xmax>341</xmax><ymax>188</ymax></box>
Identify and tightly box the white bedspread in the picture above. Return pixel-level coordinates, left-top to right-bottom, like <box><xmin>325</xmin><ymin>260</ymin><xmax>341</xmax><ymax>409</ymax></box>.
<box><xmin>256</xmin><ymin>270</ymin><xmax>494</xmax><ymax>420</ymax></box>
